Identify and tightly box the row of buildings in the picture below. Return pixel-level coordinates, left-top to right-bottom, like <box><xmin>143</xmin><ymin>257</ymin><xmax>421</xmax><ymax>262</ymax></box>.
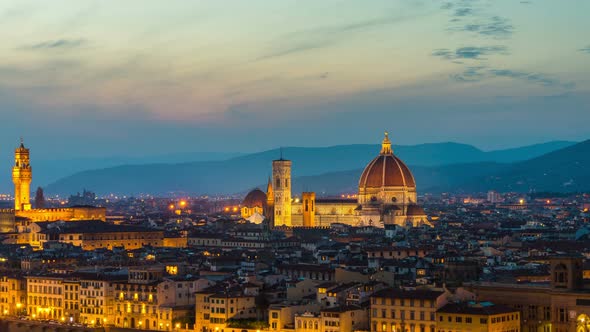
<box><xmin>1</xmin><ymin>135</ymin><xmax>590</xmax><ymax>332</ymax></box>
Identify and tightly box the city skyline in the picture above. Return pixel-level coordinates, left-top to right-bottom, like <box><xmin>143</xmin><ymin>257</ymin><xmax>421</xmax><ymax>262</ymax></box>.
<box><xmin>2</xmin><ymin>2</ymin><xmax>590</xmax><ymax>332</ymax></box>
<box><xmin>1</xmin><ymin>0</ymin><xmax>589</xmax><ymax>158</ymax></box>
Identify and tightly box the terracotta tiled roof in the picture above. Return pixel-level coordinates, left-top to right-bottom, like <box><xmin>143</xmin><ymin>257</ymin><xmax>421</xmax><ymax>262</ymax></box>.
<box><xmin>359</xmin><ymin>154</ymin><xmax>416</xmax><ymax>188</ymax></box>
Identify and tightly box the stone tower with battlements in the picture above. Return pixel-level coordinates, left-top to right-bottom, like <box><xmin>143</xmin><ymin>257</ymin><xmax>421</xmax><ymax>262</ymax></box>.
<box><xmin>12</xmin><ymin>139</ymin><xmax>32</xmax><ymax>211</ymax></box>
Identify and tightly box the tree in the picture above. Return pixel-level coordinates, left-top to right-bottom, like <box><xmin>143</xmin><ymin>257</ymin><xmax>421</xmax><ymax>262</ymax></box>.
<box><xmin>35</xmin><ymin>187</ymin><xmax>45</xmax><ymax>209</ymax></box>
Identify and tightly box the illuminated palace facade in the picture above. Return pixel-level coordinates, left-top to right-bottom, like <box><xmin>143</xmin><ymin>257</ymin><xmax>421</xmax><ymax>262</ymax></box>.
<box><xmin>0</xmin><ymin>141</ymin><xmax>105</xmax><ymax>232</ymax></box>
<box><xmin>241</xmin><ymin>132</ymin><xmax>431</xmax><ymax>228</ymax></box>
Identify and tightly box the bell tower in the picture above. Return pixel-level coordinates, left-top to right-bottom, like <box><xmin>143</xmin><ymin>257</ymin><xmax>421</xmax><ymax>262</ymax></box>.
<box><xmin>12</xmin><ymin>139</ymin><xmax>32</xmax><ymax>211</ymax></box>
<box><xmin>272</xmin><ymin>156</ymin><xmax>292</xmax><ymax>227</ymax></box>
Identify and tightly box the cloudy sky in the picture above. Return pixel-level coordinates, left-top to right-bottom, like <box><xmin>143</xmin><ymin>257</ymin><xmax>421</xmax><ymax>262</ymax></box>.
<box><xmin>1</xmin><ymin>0</ymin><xmax>589</xmax><ymax>159</ymax></box>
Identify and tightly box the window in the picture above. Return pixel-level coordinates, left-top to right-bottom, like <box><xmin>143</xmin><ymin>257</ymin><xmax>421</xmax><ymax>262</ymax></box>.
<box><xmin>480</xmin><ymin>318</ymin><xmax>487</xmax><ymax>324</ymax></box>
<box><xmin>456</xmin><ymin>316</ymin><xmax>462</xmax><ymax>323</ymax></box>
<box><xmin>466</xmin><ymin>317</ymin><xmax>472</xmax><ymax>323</ymax></box>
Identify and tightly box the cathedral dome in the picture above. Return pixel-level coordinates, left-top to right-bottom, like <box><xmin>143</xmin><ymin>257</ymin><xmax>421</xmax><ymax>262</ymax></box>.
<box><xmin>242</xmin><ymin>188</ymin><xmax>267</xmax><ymax>208</ymax></box>
<box><xmin>358</xmin><ymin>132</ymin><xmax>416</xmax><ymax>189</ymax></box>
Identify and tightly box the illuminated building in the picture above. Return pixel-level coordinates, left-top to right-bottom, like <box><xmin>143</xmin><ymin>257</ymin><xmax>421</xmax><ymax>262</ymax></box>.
<box><xmin>12</xmin><ymin>140</ymin><xmax>32</xmax><ymax>211</ymax></box>
<box><xmin>301</xmin><ymin>192</ymin><xmax>316</xmax><ymax>227</ymax></box>
<box><xmin>468</xmin><ymin>255</ymin><xmax>590</xmax><ymax>332</ymax></box>
<box><xmin>4</xmin><ymin>220</ymin><xmax>165</xmax><ymax>250</ymax></box>
<box><xmin>292</xmin><ymin>306</ymin><xmax>368</xmax><ymax>332</ymax></box>
<box><xmin>64</xmin><ymin>279</ymin><xmax>80</xmax><ymax>323</ymax></box>
<box><xmin>0</xmin><ymin>141</ymin><xmax>106</xmax><ymax>238</ymax></box>
<box><xmin>42</xmin><ymin>220</ymin><xmax>164</xmax><ymax>250</ymax></box>
<box><xmin>247</xmin><ymin>132</ymin><xmax>430</xmax><ymax>228</ymax></box>
<box><xmin>320</xmin><ymin>306</ymin><xmax>368</xmax><ymax>332</ymax></box>
<box><xmin>369</xmin><ymin>288</ymin><xmax>449</xmax><ymax>332</ymax></box>
<box><xmin>25</xmin><ymin>275</ymin><xmax>68</xmax><ymax>320</ymax></box>
<box><xmin>294</xmin><ymin>311</ymin><xmax>320</xmax><ymax>332</ymax></box>
<box><xmin>15</xmin><ymin>206</ymin><xmax>107</xmax><ymax>222</ymax></box>
<box><xmin>436</xmin><ymin>302</ymin><xmax>520</xmax><ymax>332</ymax></box>
<box><xmin>272</xmin><ymin>158</ymin><xmax>292</xmax><ymax>227</ymax></box>
<box><xmin>79</xmin><ymin>276</ymin><xmax>124</xmax><ymax>327</ymax></box>
<box><xmin>240</xmin><ymin>189</ymin><xmax>267</xmax><ymax>219</ymax></box>
<box><xmin>0</xmin><ymin>275</ymin><xmax>26</xmax><ymax>316</ymax></box>
<box><xmin>356</xmin><ymin>132</ymin><xmax>429</xmax><ymax>227</ymax></box>
<box><xmin>0</xmin><ymin>211</ymin><xmax>15</xmax><ymax>233</ymax></box>
<box><xmin>113</xmin><ymin>267</ymin><xmax>163</xmax><ymax>329</ymax></box>
<box><xmin>269</xmin><ymin>303</ymin><xmax>322</xmax><ymax>331</ymax></box>
<box><xmin>194</xmin><ymin>287</ymin><xmax>257</xmax><ymax>332</ymax></box>
<box><xmin>162</xmin><ymin>235</ymin><xmax>188</xmax><ymax>248</ymax></box>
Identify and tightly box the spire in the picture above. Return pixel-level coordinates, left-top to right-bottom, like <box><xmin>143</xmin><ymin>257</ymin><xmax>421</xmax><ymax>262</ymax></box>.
<box><xmin>19</xmin><ymin>137</ymin><xmax>25</xmax><ymax>149</ymax></box>
<box><xmin>266</xmin><ymin>176</ymin><xmax>274</xmax><ymax>198</ymax></box>
<box><xmin>380</xmin><ymin>131</ymin><xmax>393</xmax><ymax>155</ymax></box>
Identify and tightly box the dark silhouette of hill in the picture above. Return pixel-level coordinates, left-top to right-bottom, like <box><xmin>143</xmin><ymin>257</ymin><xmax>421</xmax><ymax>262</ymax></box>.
<box><xmin>293</xmin><ymin>140</ymin><xmax>590</xmax><ymax>194</ymax></box>
<box><xmin>291</xmin><ymin>163</ymin><xmax>508</xmax><ymax>194</ymax></box>
<box><xmin>43</xmin><ymin>141</ymin><xmax>577</xmax><ymax>195</ymax></box>
<box><xmin>447</xmin><ymin>139</ymin><xmax>590</xmax><ymax>193</ymax></box>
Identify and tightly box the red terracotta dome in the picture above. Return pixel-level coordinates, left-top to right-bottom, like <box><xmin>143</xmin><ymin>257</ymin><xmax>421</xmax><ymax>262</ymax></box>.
<box><xmin>242</xmin><ymin>188</ymin><xmax>267</xmax><ymax>208</ymax></box>
<box><xmin>358</xmin><ymin>132</ymin><xmax>416</xmax><ymax>188</ymax></box>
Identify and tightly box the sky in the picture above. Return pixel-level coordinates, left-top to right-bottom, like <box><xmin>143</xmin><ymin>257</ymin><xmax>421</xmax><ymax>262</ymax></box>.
<box><xmin>0</xmin><ymin>0</ymin><xmax>589</xmax><ymax>159</ymax></box>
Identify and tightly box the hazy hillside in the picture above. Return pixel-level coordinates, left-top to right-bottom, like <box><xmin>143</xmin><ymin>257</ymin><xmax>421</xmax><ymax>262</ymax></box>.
<box><xmin>291</xmin><ymin>163</ymin><xmax>509</xmax><ymax>195</ymax></box>
<box><xmin>28</xmin><ymin>152</ymin><xmax>242</xmax><ymax>190</ymax></box>
<box><xmin>485</xmin><ymin>141</ymin><xmax>575</xmax><ymax>163</ymax></box>
<box><xmin>451</xmin><ymin>139</ymin><xmax>590</xmax><ymax>193</ymax></box>
<box><xmin>292</xmin><ymin>139</ymin><xmax>590</xmax><ymax>194</ymax></box>
<box><xmin>43</xmin><ymin>141</ymin><xmax>577</xmax><ymax>195</ymax></box>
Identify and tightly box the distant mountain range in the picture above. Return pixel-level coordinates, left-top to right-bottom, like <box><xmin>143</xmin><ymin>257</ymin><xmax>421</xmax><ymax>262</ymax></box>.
<box><xmin>0</xmin><ymin>152</ymin><xmax>242</xmax><ymax>192</ymax></box>
<box><xmin>295</xmin><ymin>139</ymin><xmax>590</xmax><ymax>194</ymax></box>
<box><xmin>42</xmin><ymin>140</ymin><xmax>580</xmax><ymax>195</ymax></box>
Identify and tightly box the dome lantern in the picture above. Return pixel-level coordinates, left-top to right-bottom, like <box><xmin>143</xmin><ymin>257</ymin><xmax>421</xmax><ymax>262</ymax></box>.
<box><xmin>380</xmin><ymin>131</ymin><xmax>393</xmax><ymax>155</ymax></box>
